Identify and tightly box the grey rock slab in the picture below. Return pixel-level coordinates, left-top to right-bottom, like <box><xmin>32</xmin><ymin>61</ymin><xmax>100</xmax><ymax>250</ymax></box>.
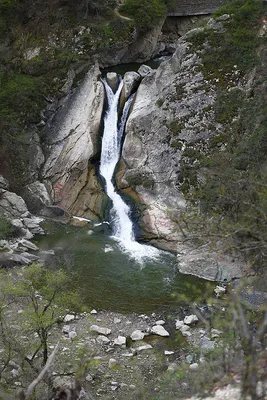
<box><xmin>106</xmin><ymin>72</ymin><xmax>119</xmax><ymax>93</ymax></box>
<box><xmin>64</xmin><ymin>314</ymin><xmax>75</xmax><ymax>323</ymax></box>
<box><xmin>136</xmin><ymin>343</ymin><xmax>153</xmax><ymax>351</ymax></box>
<box><xmin>113</xmin><ymin>336</ymin><xmax>126</xmax><ymax>346</ymax></box>
<box><xmin>90</xmin><ymin>325</ymin><xmax>111</xmax><ymax>336</ymax></box>
<box><xmin>0</xmin><ymin>175</ymin><xmax>9</xmax><ymax>190</ymax></box>
<box><xmin>0</xmin><ymin>190</ymin><xmax>28</xmax><ymax>218</ymax></box>
<box><xmin>137</xmin><ymin>65</ymin><xmax>153</xmax><ymax>78</ymax></box>
<box><xmin>130</xmin><ymin>330</ymin><xmax>145</xmax><ymax>341</ymax></box>
<box><xmin>96</xmin><ymin>335</ymin><xmax>110</xmax><ymax>344</ymax></box>
<box><xmin>122</xmin><ymin>71</ymin><xmax>141</xmax><ymax>101</ymax></box>
<box><xmin>151</xmin><ymin>325</ymin><xmax>170</xmax><ymax>337</ymax></box>
<box><xmin>184</xmin><ymin>315</ymin><xmax>198</xmax><ymax>325</ymax></box>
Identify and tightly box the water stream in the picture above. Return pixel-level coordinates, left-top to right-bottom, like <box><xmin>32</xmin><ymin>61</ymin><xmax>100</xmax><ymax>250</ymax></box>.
<box><xmin>100</xmin><ymin>79</ymin><xmax>161</xmax><ymax>262</ymax></box>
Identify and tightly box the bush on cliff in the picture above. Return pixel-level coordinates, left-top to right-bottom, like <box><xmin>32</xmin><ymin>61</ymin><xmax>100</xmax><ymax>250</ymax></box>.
<box><xmin>120</xmin><ymin>0</ymin><xmax>167</xmax><ymax>32</ymax></box>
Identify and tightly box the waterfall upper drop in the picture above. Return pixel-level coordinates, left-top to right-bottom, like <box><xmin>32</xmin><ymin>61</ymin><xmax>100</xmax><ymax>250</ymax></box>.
<box><xmin>100</xmin><ymin>78</ymin><xmax>161</xmax><ymax>262</ymax></box>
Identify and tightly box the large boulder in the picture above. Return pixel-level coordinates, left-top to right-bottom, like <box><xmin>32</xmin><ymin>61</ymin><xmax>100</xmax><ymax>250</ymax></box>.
<box><xmin>23</xmin><ymin>181</ymin><xmax>51</xmax><ymax>213</ymax></box>
<box><xmin>0</xmin><ymin>190</ymin><xmax>28</xmax><ymax>219</ymax></box>
<box><xmin>121</xmin><ymin>71</ymin><xmax>141</xmax><ymax>106</ymax></box>
<box><xmin>106</xmin><ymin>72</ymin><xmax>119</xmax><ymax>93</ymax></box>
<box><xmin>42</xmin><ymin>63</ymin><xmax>107</xmax><ymax>220</ymax></box>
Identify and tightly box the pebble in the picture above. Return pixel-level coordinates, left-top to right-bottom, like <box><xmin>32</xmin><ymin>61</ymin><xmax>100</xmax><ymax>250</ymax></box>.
<box><xmin>164</xmin><ymin>350</ymin><xmax>174</xmax><ymax>355</ymax></box>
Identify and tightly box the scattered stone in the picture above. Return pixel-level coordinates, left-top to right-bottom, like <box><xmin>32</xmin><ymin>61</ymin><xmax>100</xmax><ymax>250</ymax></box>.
<box><xmin>108</xmin><ymin>358</ymin><xmax>119</xmax><ymax>368</ymax></box>
<box><xmin>151</xmin><ymin>325</ymin><xmax>170</xmax><ymax>337</ymax></box>
<box><xmin>175</xmin><ymin>320</ymin><xmax>185</xmax><ymax>330</ymax></box>
<box><xmin>164</xmin><ymin>351</ymin><xmax>174</xmax><ymax>355</ymax></box>
<box><xmin>90</xmin><ymin>325</ymin><xmax>111</xmax><ymax>336</ymax></box>
<box><xmin>156</xmin><ymin>320</ymin><xmax>165</xmax><ymax>325</ymax></box>
<box><xmin>129</xmin><ymin>384</ymin><xmax>136</xmax><ymax>389</ymax></box>
<box><xmin>186</xmin><ymin>354</ymin><xmax>193</xmax><ymax>363</ymax></box>
<box><xmin>131</xmin><ymin>330</ymin><xmax>145</xmax><ymax>341</ymax></box>
<box><xmin>10</xmin><ymin>369</ymin><xmax>19</xmax><ymax>378</ymax></box>
<box><xmin>96</xmin><ymin>335</ymin><xmax>110</xmax><ymax>344</ymax></box>
<box><xmin>184</xmin><ymin>315</ymin><xmax>198</xmax><ymax>325</ymax></box>
<box><xmin>201</xmin><ymin>337</ymin><xmax>215</xmax><ymax>353</ymax></box>
<box><xmin>211</xmin><ymin>329</ymin><xmax>222</xmax><ymax>338</ymax></box>
<box><xmin>19</xmin><ymin>239</ymin><xmax>39</xmax><ymax>251</ymax></box>
<box><xmin>167</xmin><ymin>363</ymin><xmax>178</xmax><ymax>372</ymax></box>
<box><xmin>189</xmin><ymin>363</ymin><xmax>199</xmax><ymax>370</ymax></box>
<box><xmin>64</xmin><ymin>314</ymin><xmax>75</xmax><ymax>323</ymax></box>
<box><xmin>114</xmin><ymin>317</ymin><xmax>121</xmax><ymax>324</ymax></box>
<box><xmin>90</xmin><ymin>309</ymin><xmax>97</xmax><ymax>314</ymax></box>
<box><xmin>136</xmin><ymin>344</ymin><xmax>153</xmax><ymax>351</ymax></box>
<box><xmin>114</xmin><ymin>336</ymin><xmax>126</xmax><ymax>346</ymax></box>
<box><xmin>85</xmin><ymin>374</ymin><xmax>93</xmax><ymax>382</ymax></box>
<box><xmin>68</xmin><ymin>331</ymin><xmax>77</xmax><ymax>341</ymax></box>
<box><xmin>214</xmin><ymin>285</ymin><xmax>226</xmax><ymax>297</ymax></box>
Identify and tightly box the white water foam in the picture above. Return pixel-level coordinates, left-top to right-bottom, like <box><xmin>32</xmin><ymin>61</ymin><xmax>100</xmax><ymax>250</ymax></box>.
<box><xmin>100</xmin><ymin>79</ymin><xmax>161</xmax><ymax>263</ymax></box>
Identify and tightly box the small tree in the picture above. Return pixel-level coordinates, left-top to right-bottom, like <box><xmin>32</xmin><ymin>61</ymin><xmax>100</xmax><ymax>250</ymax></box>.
<box><xmin>2</xmin><ymin>264</ymin><xmax>81</xmax><ymax>366</ymax></box>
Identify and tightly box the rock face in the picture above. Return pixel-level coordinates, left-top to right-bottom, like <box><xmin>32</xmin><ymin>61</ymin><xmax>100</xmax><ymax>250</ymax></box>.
<box><xmin>42</xmin><ymin>63</ymin><xmax>107</xmax><ymax>221</ymax></box>
<box><xmin>121</xmin><ymin>71</ymin><xmax>141</xmax><ymax>105</ymax></box>
<box><xmin>121</xmin><ymin>18</ymin><xmax>166</xmax><ymax>63</ymax></box>
<box><xmin>118</xmin><ymin>20</ymin><xmax>249</xmax><ymax>278</ymax></box>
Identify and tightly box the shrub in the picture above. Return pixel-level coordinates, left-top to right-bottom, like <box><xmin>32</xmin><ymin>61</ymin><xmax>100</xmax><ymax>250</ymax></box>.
<box><xmin>0</xmin><ymin>216</ymin><xmax>15</xmax><ymax>240</ymax></box>
<box><xmin>120</xmin><ymin>0</ymin><xmax>167</xmax><ymax>32</ymax></box>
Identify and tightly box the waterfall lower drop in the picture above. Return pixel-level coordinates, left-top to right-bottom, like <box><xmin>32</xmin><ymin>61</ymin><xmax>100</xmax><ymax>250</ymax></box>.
<box><xmin>100</xmin><ymin>79</ymin><xmax>161</xmax><ymax>263</ymax></box>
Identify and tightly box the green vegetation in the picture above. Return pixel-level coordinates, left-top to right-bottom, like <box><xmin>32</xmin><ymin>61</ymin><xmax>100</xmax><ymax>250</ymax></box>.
<box><xmin>120</xmin><ymin>0</ymin><xmax>167</xmax><ymax>32</ymax></box>
<box><xmin>0</xmin><ymin>216</ymin><xmax>15</xmax><ymax>240</ymax></box>
<box><xmin>190</xmin><ymin>0</ymin><xmax>266</xmax><ymax>85</ymax></box>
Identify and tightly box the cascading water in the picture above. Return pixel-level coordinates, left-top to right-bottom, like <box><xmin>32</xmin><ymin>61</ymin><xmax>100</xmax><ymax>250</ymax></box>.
<box><xmin>100</xmin><ymin>79</ymin><xmax>161</xmax><ymax>262</ymax></box>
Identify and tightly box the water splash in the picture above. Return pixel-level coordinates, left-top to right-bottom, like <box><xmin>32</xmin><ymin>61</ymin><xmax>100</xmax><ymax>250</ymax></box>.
<box><xmin>100</xmin><ymin>79</ymin><xmax>161</xmax><ymax>262</ymax></box>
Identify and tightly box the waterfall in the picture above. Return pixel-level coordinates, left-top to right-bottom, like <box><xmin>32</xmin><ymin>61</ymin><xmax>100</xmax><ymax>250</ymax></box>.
<box><xmin>100</xmin><ymin>79</ymin><xmax>161</xmax><ymax>262</ymax></box>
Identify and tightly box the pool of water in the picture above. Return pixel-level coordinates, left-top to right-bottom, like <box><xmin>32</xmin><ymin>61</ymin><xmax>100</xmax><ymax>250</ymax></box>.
<box><xmin>36</xmin><ymin>221</ymin><xmax>213</xmax><ymax>313</ymax></box>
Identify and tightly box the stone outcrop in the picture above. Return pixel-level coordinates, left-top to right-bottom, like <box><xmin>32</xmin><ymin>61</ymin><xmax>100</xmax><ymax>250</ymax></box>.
<box><xmin>120</xmin><ymin>39</ymin><xmax>217</xmax><ymax>246</ymax></box>
<box><xmin>42</xmin><ymin>63</ymin><xmax>107</xmax><ymax>221</ymax></box>
<box><xmin>120</xmin><ymin>18</ymin><xmax>166</xmax><ymax>64</ymax></box>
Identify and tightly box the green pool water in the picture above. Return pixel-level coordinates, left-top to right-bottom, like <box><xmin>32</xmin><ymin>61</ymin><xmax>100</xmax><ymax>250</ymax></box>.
<box><xmin>36</xmin><ymin>221</ymin><xmax>213</xmax><ymax>313</ymax></box>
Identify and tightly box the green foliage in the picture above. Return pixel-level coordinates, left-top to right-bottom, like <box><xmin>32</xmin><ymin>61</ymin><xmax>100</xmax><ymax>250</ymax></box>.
<box><xmin>3</xmin><ymin>264</ymin><xmax>81</xmax><ymax>365</ymax></box>
<box><xmin>190</xmin><ymin>0</ymin><xmax>266</xmax><ymax>83</ymax></box>
<box><xmin>214</xmin><ymin>88</ymin><xmax>245</xmax><ymax>123</ymax></box>
<box><xmin>120</xmin><ymin>0</ymin><xmax>167</xmax><ymax>32</ymax></box>
<box><xmin>0</xmin><ymin>217</ymin><xmax>15</xmax><ymax>240</ymax></box>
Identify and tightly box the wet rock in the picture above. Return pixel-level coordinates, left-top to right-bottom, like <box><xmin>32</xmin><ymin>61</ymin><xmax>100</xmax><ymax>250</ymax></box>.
<box><xmin>90</xmin><ymin>325</ymin><xmax>111</xmax><ymax>336</ymax></box>
<box><xmin>121</xmin><ymin>71</ymin><xmax>141</xmax><ymax>104</ymax></box>
<box><xmin>106</xmin><ymin>72</ymin><xmax>119</xmax><ymax>92</ymax></box>
<box><xmin>130</xmin><ymin>330</ymin><xmax>145</xmax><ymax>341</ymax></box>
<box><xmin>151</xmin><ymin>325</ymin><xmax>170</xmax><ymax>337</ymax></box>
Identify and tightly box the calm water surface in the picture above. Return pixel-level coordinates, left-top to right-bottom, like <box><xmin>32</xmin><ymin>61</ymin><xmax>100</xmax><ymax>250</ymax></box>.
<box><xmin>36</xmin><ymin>222</ymin><xmax>213</xmax><ymax>313</ymax></box>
